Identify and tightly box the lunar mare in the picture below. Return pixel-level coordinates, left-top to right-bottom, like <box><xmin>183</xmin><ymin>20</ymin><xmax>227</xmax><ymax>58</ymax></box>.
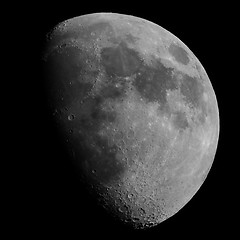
<box><xmin>42</xmin><ymin>13</ymin><xmax>219</xmax><ymax>229</ymax></box>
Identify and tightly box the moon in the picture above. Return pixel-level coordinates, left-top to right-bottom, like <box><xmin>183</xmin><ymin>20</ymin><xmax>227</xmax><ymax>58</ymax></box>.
<box><xmin>42</xmin><ymin>13</ymin><xmax>219</xmax><ymax>229</ymax></box>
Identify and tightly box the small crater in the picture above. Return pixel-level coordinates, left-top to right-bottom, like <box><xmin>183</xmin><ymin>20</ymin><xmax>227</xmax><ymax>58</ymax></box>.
<box><xmin>68</xmin><ymin>114</ymin><xmax>75</xmax><ymax>121</ymax></box>
<box><xmin>118</xmin><ymin>207</ymin><xmax>124</xmax><ymax>213</ymax></box>
<box><xmin>127</xmin><ymin>129</ymin><xmax>135</xmax><ymax>139</ymax></box>
<box><xmin>127</xmin><ymin>193</ymin><xmax>134</xmax><ymax>199</ymax></box>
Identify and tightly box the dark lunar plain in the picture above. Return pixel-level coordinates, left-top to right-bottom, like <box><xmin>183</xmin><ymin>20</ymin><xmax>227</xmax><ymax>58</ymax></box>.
<box><xmin>21</xmin><ymin>2</ymin><xmax>232</xmax><ymax>238</ymax></box>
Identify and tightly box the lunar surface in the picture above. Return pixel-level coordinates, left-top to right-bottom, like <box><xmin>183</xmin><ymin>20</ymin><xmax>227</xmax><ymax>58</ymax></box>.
<box><xmin>42</xmin><ymin>13</ymin><xmax>219</xmax><ymax>229</ymax></box>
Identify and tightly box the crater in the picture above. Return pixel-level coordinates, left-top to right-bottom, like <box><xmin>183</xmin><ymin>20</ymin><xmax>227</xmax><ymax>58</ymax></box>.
<box><xmin>168</xmin><ymin>43</ymin><xmax>190</xmax><ymax>65</ymax></box>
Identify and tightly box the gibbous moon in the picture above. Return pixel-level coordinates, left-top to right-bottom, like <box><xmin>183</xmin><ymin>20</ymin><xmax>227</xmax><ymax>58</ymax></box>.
<box><xmin>42</xmin><ymin>13</ymin><xmax>219</xmax><ymax>229</ymax></box>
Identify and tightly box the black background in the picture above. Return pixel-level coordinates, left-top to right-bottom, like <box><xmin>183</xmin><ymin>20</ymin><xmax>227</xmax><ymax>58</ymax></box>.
<box><xmin>17</xmin><ymin>1</ymin><xmax>232</xmax><ymax>238</ymax></box>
